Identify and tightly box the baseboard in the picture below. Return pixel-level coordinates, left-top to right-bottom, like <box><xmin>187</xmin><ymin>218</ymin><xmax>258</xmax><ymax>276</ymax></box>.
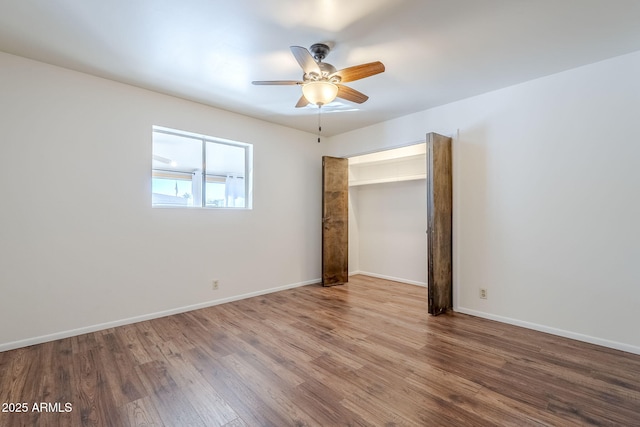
<box><xmin>455</xmin><ymin>306</ymin><xmax>640</xmax><ymax>356</ymax></box>
<box><xmin>0</xmin><ymin>278</ymin><xmax>320</xmax><ymax>353</ymax></box>
<box><xmin>351</xmin><ymin>271</ymin><xmax>427</xmax><ymax>288</ymax></box>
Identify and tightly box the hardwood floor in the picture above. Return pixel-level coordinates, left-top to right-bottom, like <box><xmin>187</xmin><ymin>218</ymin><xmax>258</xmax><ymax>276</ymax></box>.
<box><xmin>1</xmin><ymin>275</ymin><xmax>639</xmax><ymax>426</ymax></box>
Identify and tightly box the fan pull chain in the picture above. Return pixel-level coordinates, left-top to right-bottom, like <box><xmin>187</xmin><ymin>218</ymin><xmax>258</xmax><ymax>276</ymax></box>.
<box><xmin>317</xmin><ymin>105</ymin><xmax>322</xmax><ymax>143</ymax></box>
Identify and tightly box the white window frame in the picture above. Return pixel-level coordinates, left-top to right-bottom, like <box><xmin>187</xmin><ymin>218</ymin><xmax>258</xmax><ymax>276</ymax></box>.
<box><xmin>152</xmin><ymin>126</ymin><xmax>253</xmax><ymax>209</ymax></box>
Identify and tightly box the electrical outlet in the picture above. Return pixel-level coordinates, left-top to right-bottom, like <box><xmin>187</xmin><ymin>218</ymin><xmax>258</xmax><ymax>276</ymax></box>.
<box><xmin>212</xmin><ymin>280</ymin><xmax>219</xmax><ymax>290</ymax></box>
<box><xmin>480</xmin><ymin>288</ymin><xmax>487</xmax><ymax>299</ymax></box>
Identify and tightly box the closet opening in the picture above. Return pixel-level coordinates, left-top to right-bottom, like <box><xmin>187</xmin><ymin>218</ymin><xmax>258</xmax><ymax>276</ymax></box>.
<box><xmin>347</xmin><ymin>142</ymin><xmax>428</xmax><ymax>288</ymax></box>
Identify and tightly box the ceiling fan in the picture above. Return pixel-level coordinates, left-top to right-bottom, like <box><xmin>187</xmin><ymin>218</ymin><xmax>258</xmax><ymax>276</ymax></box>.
<box><xmin>252</xmin><ymin>43</ymin><xmax>385</xmax><ymax>108</ymax></box>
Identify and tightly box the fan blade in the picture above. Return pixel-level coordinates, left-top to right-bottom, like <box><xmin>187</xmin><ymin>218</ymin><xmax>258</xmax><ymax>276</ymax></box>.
<box><xmin>252</xmin><ymin>80</ymin><xmax>302</xmax><ymax>85</ymax></box>
<box><xmin>336</xmin><ymin>85</ymin><xmax>369</xmax><ymax>104</ymax></box>
<box><xmin>330</xmin><ymin>61</ymin><xmax>385</xmax><ymax>83</ymax></box>
<box><xmin>295</xmin><ymin>95</ymin><xmax>309</xmax><ymax>108</ymax></box>
<box><xmin>290</xmin><ymin>46</ymin><xmax>321</xmax><ymax>75</ymax></box>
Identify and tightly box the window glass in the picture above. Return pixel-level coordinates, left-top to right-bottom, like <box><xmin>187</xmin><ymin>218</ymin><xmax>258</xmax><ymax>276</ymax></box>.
<box><xmin>205</xmin><ymin>181</ymin><xmax>226</xmax><ymax>207</ymax></box>
<box><xmin>205</xmin><ymin>141</ymin><xmax>246</xmax><ymax>208</ymax></box>
<box><xmin>152</xmin><ymin>173</ymin><xmax>194</xmax><ymax>206</ymax></box>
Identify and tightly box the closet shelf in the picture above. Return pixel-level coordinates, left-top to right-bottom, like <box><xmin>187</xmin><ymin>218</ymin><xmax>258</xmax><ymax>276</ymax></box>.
<box><xmin>348</xmin><ymin>153</ymin><xmax>425</xmax><ymax>167</ymax></box>
<box><xmin>348</xmin><ymin>174</ymin><xmax>426</xmax><ymax>187</ymax></box>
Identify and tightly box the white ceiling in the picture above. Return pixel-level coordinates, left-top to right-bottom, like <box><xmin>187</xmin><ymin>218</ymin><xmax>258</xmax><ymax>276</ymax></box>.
<box><xmin>2</xmin><ymin>0</ymin><xmax>640</xmax><ymax>136</ymax></box>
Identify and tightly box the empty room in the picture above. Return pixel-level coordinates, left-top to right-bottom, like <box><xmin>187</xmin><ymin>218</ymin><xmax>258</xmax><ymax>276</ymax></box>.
<box><xmin>1</xmin><ymin>1</ymin><xmax>640</xmax><ymax>426</ymax></box>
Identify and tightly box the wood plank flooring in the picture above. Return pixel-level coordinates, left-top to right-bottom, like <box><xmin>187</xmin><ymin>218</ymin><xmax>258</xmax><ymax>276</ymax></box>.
<box><xmin>1</xmin><ymin>275</ymin><xmax>639</xmax><ymax>426</ymax></box>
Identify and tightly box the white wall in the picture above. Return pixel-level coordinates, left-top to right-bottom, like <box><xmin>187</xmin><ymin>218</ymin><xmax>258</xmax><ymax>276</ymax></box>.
<box><xmin>327</xmin><ymin>50</ymin><xmax>640</xmax><ymax>354</ymax></box>
<box><xmin>350</xmin><ymin>180</ymin><xmax>427</xmax><ymax>286</ymax></box>
<box><xmin>0</xmin><ymin>52</ymin><xmax>324</xmax><ymax>351</ymax></box>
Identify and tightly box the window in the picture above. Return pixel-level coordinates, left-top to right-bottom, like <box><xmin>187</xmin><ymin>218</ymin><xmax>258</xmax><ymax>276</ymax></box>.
<box><xmin>152</xmin><ymin>126</ymin><xmax>252</xmax><ymax>208</ymax></box>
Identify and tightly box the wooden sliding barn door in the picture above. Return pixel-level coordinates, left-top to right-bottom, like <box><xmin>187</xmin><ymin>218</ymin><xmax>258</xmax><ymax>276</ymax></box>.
<box><xmin>322</xmin><ymin>156</ymin><xmax>349</xmax><ymax>286</ymax></box>
<box><xmin>427</xmin><ymin>133</ymin><xmax>453</xmax><ymax>315</ymax></box>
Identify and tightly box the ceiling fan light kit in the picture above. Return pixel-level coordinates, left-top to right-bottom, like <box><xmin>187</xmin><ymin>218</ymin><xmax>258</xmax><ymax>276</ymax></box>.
<box><xmin>302</xmin><ymin>81</ymin><xmax>339</xmax><ymax>106</ymax></box>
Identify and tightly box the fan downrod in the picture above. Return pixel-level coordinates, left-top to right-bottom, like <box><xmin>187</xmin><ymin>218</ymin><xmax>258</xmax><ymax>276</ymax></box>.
<box><xmin>309</xmin><ymin>43</ymin><xmax>330</xmax><ymax>62</ymax></box>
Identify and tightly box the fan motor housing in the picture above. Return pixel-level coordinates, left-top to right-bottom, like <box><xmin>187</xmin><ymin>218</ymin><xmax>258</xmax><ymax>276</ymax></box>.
<box><xmin>319</xmin><ymin>62</ymin><xmax>337</xmax><ymax>75</ymax></box>
<box><xmin>303</xmin><ymin>44</ymin><xmax>337</xmax><ymax>81</ymax></box>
